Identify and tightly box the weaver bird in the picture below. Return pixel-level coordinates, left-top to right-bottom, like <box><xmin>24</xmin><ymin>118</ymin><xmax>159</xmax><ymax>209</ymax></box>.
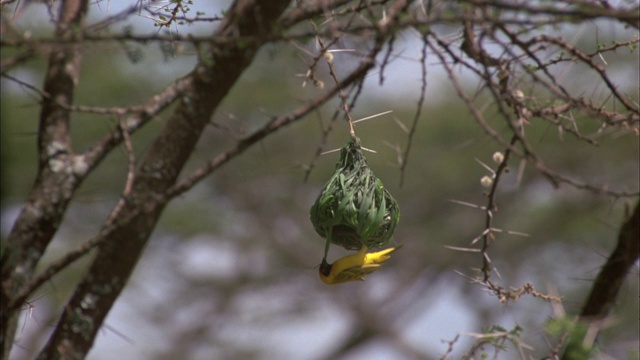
<box><xmin>319</xmin><ymin>245</ymin><xmax>402</xmax><ymax>285</ymax></box>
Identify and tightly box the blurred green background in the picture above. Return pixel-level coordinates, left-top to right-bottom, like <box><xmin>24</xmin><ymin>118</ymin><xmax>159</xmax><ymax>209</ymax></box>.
<box><xmin>1</xmin><ymin>2</ymin><xmax>638</xmax><ymax>359</ymax></box>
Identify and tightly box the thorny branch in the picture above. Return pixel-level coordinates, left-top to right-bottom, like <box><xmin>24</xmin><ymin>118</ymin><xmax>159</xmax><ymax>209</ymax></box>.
<box><xmin>105</xmin><ymin>118</ymin><xmax>137</xmax><ymax>225</ymax></box>
<box><xmin>6</xmin><ymin>43</ymin><xmax>380</xmax><ymax>315</ymax></box>
<box><xmin>427</xmin><ymin>2</ymin><xmax>638</xmax><ymax>307</ymax></box>
<box><xmin>398</xmin><ymin>33</ymin><xmax>428</xmax><ymax>187</ymax></box>
<box><xmin>426</xmin><ymin>27</ymin><xmax>638</xmax><ymax>197</ymax></box>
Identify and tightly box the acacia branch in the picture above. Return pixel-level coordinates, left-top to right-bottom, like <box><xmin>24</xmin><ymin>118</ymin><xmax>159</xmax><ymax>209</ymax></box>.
<box><xmin>560</xmin><ymin>201</ymin><xmax>639</xmax><ymax>360</ymax></box>
<box><xmin>36</xmin><ymin>1</ymin><xmax>292</xmax><ymax>357</ymax></box>
<box><xmin>6</xmin><ymin>56</ymin><xmax>379</xmax><ymax>317</ymax></box>
<box><xmin>0</xmin><ymin>0</ymin><xmax>89</xmax><ymax>357</ymax></box>
<box><xmin>464</xmin><ymin>0</ymin><xmax>640</xmax><ymax>28</ymax></box>
<box><xmin>580</xmin><ymin>202</ymin><xmax>640</xmax><ymax>317</ymax></box>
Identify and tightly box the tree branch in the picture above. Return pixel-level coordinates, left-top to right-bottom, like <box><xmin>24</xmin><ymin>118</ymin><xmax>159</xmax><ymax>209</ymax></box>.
<box><xmin>561</xmin><ymin>201</ymin><xmax>639</xmax><ymax>359</ymax></box>
<box><xmin>0</xmin><ymin>1</ymin><xmax>89</xmax><ymax>357</ymax></box>
<box><xmin>36</xmin><ymin>1</ymin><xmax>292</xmax><ymax>358</ymax></box>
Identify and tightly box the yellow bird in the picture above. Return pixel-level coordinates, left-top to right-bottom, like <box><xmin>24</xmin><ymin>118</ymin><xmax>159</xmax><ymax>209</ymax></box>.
<box><xmin>319</xmin><ymin>245</ymin><xmax>403</xmax><ymax>285</ymax></box>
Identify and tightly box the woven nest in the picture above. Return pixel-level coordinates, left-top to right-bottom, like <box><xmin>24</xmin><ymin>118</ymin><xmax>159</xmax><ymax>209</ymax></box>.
<box><xmin>310</xmin><ymin>136</ymin><xmax>400</xmax><ymax>250</ymax></box>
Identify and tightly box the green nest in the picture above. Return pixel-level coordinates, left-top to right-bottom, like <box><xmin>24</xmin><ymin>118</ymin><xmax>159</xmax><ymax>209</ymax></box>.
<box><xmin>310</xmin><ymin>136</ymin><xmax>400</xmax><ymax>251</ymax></box>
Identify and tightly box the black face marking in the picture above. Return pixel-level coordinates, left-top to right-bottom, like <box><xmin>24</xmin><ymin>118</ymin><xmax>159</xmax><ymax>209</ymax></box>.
<box><xmin>319</xmin><ymin>259</ymin><xmax>332</xmax><ymax>277</ymax></box>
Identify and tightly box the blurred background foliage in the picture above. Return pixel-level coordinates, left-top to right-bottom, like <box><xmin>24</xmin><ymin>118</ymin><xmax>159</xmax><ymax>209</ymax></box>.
<box><xmin>1</xmin><ymin>1</ymin><xmax>638</xmax><ymax>359</ymax></box>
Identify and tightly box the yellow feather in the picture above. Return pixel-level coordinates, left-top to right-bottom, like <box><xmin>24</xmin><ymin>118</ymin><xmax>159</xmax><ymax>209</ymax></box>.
<box><xmin>319</xmin><ymin>245</ymin><xmax>403</xmax><ymax>285</ymax></box>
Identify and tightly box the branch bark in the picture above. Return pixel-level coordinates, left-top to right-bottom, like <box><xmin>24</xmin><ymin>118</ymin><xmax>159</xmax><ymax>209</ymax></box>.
<box><xmin>580</xmin><ymin>202</ymin><xmax>640</xmax><ymax>318</ymax></box>
<box><xmin>561</xmin><ymin>201</ymin><xmax>640</xmax><ymax>360</ymax></box>
<box><xmin>0</xmin><ymin>1</ymin><xmax>89</xmax><ymax>358</ymax></box>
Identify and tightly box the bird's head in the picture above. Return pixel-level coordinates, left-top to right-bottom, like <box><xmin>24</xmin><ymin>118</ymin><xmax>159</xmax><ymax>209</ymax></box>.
<box><xmin>319</xmin><ymin>258</ymin><xmax>334</xmax><ymax>285</ymax></box>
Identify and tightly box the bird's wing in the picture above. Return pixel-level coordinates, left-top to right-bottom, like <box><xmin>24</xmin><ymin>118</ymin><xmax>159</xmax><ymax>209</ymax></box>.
<box><xmin>333</xmin><ymin>263</ymin><xmax>381</xmax><ymax>282</ymax></box>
